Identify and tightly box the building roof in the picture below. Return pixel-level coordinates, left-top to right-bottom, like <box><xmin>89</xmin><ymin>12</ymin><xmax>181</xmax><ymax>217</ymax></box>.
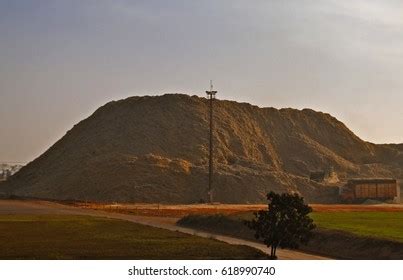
<box><xmin>347</xmin><ymin>178</ymin><xmax>396</xmax><ymax>185</ymax></box>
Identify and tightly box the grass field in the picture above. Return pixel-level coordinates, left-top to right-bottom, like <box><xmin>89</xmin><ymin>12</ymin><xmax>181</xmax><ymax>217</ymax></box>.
<box><xmin>311</xmin><ymin>212</ymin><xmax>403</xmax><ymax>242</ymax></box>
<box><xmin>178</xmin><ymin>211</ymin><xmax>403</xmax><ymax>243</ymax></box>
<box><xmin>233</xmin><ymin>211</ymin><xmax>403</xmax><ymax>242</ymax></box>
<box><xmin>73</xmin><ymin>201</ymin><xmax>403</xmax><ymax>242</ymax></box>
<box><xmin>0</xmin><ymin>215</ymin><xmax>266</xmax><ymax>260</ymax></box>
<box><xmin>74</xmin><ymin>202</ymin><xmax>403</xmax><ymax>243</ymax></box>
<box><xmin>177</xmin><ymin>211</ymin><xmax>403</xmax><ymax>259</ymax></box>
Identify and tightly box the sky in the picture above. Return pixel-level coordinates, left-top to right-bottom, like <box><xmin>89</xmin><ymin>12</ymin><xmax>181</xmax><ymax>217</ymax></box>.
<box><xmin>1</xmin><ymin>0</ymin><xmax>403</xmax><ymax>163</ymax></box>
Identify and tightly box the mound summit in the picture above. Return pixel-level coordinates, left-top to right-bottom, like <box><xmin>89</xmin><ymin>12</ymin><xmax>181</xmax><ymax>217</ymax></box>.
<box><xmin>1</xmin><ymin>94</ymin><xmax>402</xmax><ymax>203</ymax></box>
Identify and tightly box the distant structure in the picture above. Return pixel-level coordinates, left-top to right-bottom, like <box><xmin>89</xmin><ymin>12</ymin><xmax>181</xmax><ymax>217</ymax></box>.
<box><xmin>206</xmin><ymin>80</ymin><xmax>217</xmax><ymax>203</ymax></box>
<box><xmin>340</xmin><ymin>178</ymin><xmax>399</xmax><ymax>203</ymax></box>
<box><xmin>5</xmin><ymin>169</ymin><xmax>11</xmax><ymax>180</ymax></box>
<box><xmin>0</xmin><ymin>169</ymin><xmax>11</xmax><ymax>181</ymax></box>
<box><xmin>309</xmin><ymin>166</ymin><xmax>339</xmax><ymax>183</ymax></box>
<box><xmin>0</xmin><ymin>163</ymin><xmax>23</xmax><ymax>181</ymax></box>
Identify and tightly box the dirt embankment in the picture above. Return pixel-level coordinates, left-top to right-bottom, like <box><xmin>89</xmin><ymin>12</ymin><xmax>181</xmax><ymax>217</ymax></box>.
<box><xmin>74</xmin><ymin>202</ymin><xmax>403</xmax><ymax>218</ymax></box>
<box><xmin>2</xmin><ymin>94</ymin><xmax>402</xmax><ymax>203</ymax></box>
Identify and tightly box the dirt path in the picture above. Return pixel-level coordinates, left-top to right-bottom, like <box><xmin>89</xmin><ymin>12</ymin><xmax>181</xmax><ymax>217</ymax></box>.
<box><xmin>0</xmin><ymin>200</ymin><xmax>330</xmax><ymax>260</ymax></box>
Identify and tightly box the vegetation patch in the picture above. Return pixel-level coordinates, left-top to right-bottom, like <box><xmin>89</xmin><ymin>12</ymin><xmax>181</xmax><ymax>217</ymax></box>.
<box><xmin>178</xmin><ymin>214</ymin><xmax>254</xmax><ymax>240</ymax></box>
<box><xmin>0</xmin><ymin>215</ymin><xmax>266</xmax><ymax>260</ymax></box>
<box><xmin>310</xmin><ymin>212</ymin><xmax>403</xmax><ymax>242</ymax></box>
<box><xmin>178</xmin><ymin>212</ymin><xmax>403</xmax><ymax>259</ymax></box>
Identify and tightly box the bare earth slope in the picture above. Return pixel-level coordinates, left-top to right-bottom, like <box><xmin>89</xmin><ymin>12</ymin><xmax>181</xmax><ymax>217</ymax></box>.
<box><xmin>1</xmin><ymin>94</ymin><xmax>402</xmax><ymax>203</ymax></box>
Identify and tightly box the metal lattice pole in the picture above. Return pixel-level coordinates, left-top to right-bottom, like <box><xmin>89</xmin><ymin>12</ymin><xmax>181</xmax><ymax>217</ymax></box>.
<box><xmin>206</xmin><ymin>80</ymin><xmax>217</xmax><ymax>203</ymax></box>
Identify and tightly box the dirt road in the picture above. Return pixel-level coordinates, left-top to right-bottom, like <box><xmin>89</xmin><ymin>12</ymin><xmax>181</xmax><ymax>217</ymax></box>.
<box><xmin>74</xmin><ymin>202</ymin><xmax>403</xmax><ymax>219</ymax></box>
<box><xmin>0</xmin><ymin>200</ymin><xmax>329</xmax><ymax>260</ymax></box>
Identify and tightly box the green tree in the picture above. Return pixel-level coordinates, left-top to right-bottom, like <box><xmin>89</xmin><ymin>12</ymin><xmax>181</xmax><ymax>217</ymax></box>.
<box><xmin>246</xmin><ymin>191</ymin><xmax>315</xmax><ymax>259</ymax></box>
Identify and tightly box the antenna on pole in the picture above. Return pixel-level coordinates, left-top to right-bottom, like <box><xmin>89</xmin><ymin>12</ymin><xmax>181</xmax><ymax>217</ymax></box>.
<box><xmin>206</xmin><ymin>80</ymin><xmax>217</xmax><ymax>203</ymax></box>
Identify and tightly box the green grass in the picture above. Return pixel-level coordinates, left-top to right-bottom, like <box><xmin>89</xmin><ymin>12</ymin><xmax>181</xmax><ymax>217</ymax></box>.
<box><xmin>310</xmin><ymin>212</ymin><xmax>403</xmax><ymax>242</ymax></box>
<box><xmin>179</xmin><ymin>211</ymin><xmax>403</xmax><ymax>243</ymax></box>
<box><xmin>178</xmin><ymin>214</ymin><xmax>254</xmax><ymax>241</ymax></box>
<box><xmin>177</xmin><ymin>212</ymin><xmax>403</xmax><ymax>259</ymax></box>
<box><xmin>0</xmin><ymin>215</ymin><xmax>266</xmax><ymax>260</ymax></box>
<box><xmin>233</xmin><ymin>211</ymin><xmax>403</xmax><ymax>242</ymax></box>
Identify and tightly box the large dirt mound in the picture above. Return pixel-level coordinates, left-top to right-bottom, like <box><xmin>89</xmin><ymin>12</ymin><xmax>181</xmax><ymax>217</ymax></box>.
<box><xmin>1</xmin><ymin>94</ymin><xmax>402</xmax><ymax>203</ymax></box>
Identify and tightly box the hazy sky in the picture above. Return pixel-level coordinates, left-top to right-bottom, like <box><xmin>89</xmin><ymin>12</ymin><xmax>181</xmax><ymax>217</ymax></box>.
<box><xmin>1</xmin><ymin>0</ymin><xmax>403</xmax><ymax>163</ymax></box>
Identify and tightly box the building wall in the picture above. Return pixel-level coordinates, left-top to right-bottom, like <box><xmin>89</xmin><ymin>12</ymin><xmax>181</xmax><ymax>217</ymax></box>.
<box><xmin>340</xmin><ymin>179</ymin><xmax>399</xmax><ymax>203</ymax></box>
<box><xmin>354</xmin><ymin>183</ymin><xmax>397</xmax><ymax>199</ymax></box>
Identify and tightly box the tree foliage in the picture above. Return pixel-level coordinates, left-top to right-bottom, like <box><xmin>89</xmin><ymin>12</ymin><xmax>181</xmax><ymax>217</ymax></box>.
<box><xmin>245</xmin><ymin>191</ymin><xmax>315</xmax><ymax>259</ymax></box>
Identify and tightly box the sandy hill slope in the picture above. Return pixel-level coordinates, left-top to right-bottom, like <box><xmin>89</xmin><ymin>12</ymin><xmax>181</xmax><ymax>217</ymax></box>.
<box><xmin>1</xmin><ymin>94</ymin><xmax>402</xmax><ymax>203</ymax></box>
